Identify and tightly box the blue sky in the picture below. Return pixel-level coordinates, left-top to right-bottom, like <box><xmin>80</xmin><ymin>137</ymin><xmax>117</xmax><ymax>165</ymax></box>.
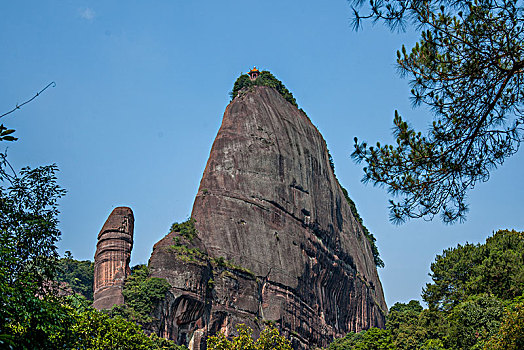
<box><xmin>1</xmin><ymin>1</ymin><xmax>523</xmax><ymax>307</ymax></box>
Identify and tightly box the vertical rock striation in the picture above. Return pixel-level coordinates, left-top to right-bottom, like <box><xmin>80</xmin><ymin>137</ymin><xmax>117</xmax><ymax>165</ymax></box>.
<box><xmin>93</xmin><ymin>207</ymin><xmax>134</xmax><ymax>310</ymax></box>
<box><xmin>148</xmin><ymin>86</ymin><xmax>386</xmax><ymax>349</ymax></box>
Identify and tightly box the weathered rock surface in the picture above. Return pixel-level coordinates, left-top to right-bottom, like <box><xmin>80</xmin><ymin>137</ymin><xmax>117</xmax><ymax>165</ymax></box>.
<box><xmin>148</xmin><ymin>86</ymin><xmax>386</xmax><ymax>349</ymax></box>
<box><xmin>93</xmin><ymin>207</ymin><xmax>134</xmax><ymax>310</ymax></box>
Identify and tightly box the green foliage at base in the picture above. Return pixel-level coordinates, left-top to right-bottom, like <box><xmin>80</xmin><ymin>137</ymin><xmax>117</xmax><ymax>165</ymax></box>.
<box><xmin>230</xmin><ymin>71</ymin><xmax>298</xmax><ymax>108</ymax></box>
<box><xmin>56</xmin><ymin>250</ymin><xmax>94</xmax><ymax>300</ymax></box>
<box><xmin>114</xmin><ymin>265</ymin><xmax>171</xmax><ymax>323</ymax></box>
<box><xmin>69</xmin><ymin>295</ymin><xmax>185</xmax><ymax>350</ymax></box>
<box><xmin>484</xmin><ymin>298</ymin><xmax>524</xmax><ymax>350</ymax></box>
<box><xmin>207</xmin><ymin>324</ymin><xmax>292</xmax><ymax>350</ymax></box>
<box><xmin>0</xmin><ymin>163</ymin><xmax>179</xmax><ymax>348</ymax></box>
<box><xmin>328</xmin><ymin>229</ymin><xmax>524</xmax><ymax>350</ymax></box>
<box><xmin>329</xmin><ymin>327</ymin><xmax>394</xmax><ymax>350</ymax></box>
<box><xmin>0</xmin><ymin>164</ymin><xmax>67</xmax><ymax>349</ymax></box>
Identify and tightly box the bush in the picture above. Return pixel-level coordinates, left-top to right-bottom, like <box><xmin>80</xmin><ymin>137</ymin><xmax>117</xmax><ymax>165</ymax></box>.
<box><xmin>116</xmin><ymin>265</ymin><xmax>171</xmax><ymax>323</ymax></box>
<box><xmin>230</xmin><ymin>71</ymin><xmax>298</xmax><ymax>108</ymax></box>
<box><xmin>328</xmin><ymin>328</ymin><xmax>394</xmax><ymax>350</ymax></box>
<box><xmin>207</xmin><ymin>324</ymin><xmax>292</xmax><ymax>350</ymax></box>
<box><xmin>446</xmin><ymin>294</ymin><xmax>504</xmax><ymax>349</ymax></box>
<box><xmin>170</xmin><ymin>217</ymin><xmax>198</xmax><ymax>241</ymax></box>
<box><xmin>484</xmin><ymin>297</ymin><xmax>524</xmax><ymax>350</ymax></box>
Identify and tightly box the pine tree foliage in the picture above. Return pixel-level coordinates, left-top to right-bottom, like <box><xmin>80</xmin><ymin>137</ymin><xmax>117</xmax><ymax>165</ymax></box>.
<box><xmin>350</xmin><ymin>0</ymin><xmax>524</xmax><ymax>223</ymax></box>
<box><xmin>422</xmin><ymin>229</ymin><xmax>524</xmax><ymax>311</ymax></box>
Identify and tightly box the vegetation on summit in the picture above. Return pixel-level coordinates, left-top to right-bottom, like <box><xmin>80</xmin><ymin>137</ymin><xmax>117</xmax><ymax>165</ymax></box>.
<box><xmin>350</xmin><ymin>0</ymin><xmax>524</xmax><ymax>223</ymax></box>
<box><xmin>230</xmin><ymin>70</ymin><xmax>299</xmax><ymax>108</ymax></box>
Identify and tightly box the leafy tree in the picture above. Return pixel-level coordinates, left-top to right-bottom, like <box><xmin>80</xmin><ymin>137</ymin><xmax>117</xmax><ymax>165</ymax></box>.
<box><xmin>383</xmin><ymin>300</ymin><xmax>448</xmax><ymax>349</ymax></box>
<box><xmin>56</xmin><ymin>250</ymin><xmax>94</xmax><ymax>300</ymax></box>
<box><xmin>389</xmin><ymin>300</ymin><xmax>423</xmax><ymax>314</ymax></box>
<box><xmin>68</xmin><ymin>295</ymin><xmax>184</xmax><ymax>350</ymax></box>
<box><xmin>483</xmin><ymin>297</ymin><xmax>524</xmax><ymax>350</ymax></box>
<box><xmin>445</xmin><ymin>294</ymin><xmax>504</xmax><ymax>349</ymax></box>
<box><xmin>0</xmin><ymin>161</ymin><xmax>68</xmax><ymax>348</ymax></box>
<box><xmin>423</xmin><ymin>230</ymin><xmax>524</xmax><ymax>310</ymax></box>
<box><xmin>207</xmin><ymin>324</ymin><xmax>292</xmax><ymax>350</ymax></box>
<box><xmin>386</xmin><ymin>301</ymin><xmax>425</xmax><ymax>349</ymax></box>
<box><xmin>328</xmin><ymin>327</ymin><xmax>395</xmax><ymax>350</ymax></box>
<box><xmin>327</xmin><ymin>230</ymin><xmax>524</xmax><ymax>350</ymax></box>
<box><xmin>349</xmin><ymin>0</ymin><xmax>524</xmax><ymax>223</ymax></box>
<box><xmin>416</xmin><ymin>309</ymin><xmax>448</xmax><ymax>346</ymax></box>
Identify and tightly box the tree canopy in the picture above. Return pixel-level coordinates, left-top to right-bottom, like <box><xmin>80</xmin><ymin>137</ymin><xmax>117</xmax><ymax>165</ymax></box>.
<box><xmin>329</xmin><ymin>229</ymin><xmax>524</xmax><ymax>349</ymax></box>
<box><xmin>422</xmin><ymin>229</ymin><xmax>524</xmax><ymax>311</ymax></box>
<box><xmin>350</xmin><ymin>0</ymin><xmax>524</xmax><ymax>223</ymax></box>
<box><xmin>56</xmin><ymin>251</ymin><xmax>95</xmax><ymax>300</ymax></box>
<box><xmin>207</xmin><ymin>324</ymin><xmax>292</xmax><ymax>350</ymax></box>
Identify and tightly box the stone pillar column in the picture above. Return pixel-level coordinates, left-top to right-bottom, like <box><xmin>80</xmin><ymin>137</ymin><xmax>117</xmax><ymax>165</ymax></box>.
<box><xmin>93</xmin><ymin>207</ymin><xmax>134</xmax><ymax>310</ymax></box>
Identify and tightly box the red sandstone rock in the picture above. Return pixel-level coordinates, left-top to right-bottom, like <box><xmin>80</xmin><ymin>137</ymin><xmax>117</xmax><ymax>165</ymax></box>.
<box><xmin>93</xmin><ymin>207</ymin><xmax>134</xmax><ymax>310</ymax></box>
<box><xmin>148</xmin><ymin>86</ymin><xmax>386</xmax><ymax>349</ymax></box>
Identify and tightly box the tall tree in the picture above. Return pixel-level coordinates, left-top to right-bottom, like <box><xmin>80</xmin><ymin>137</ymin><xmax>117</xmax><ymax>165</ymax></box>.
<box><xmin>349</xmin><ymin>0</ymin><xmax>524</xmax><ymax>223</ymax></box>
<box><xmin>422</xmin><ymin>229</ymin><xmax>524</xmax><ymax>311</ymax></box>
<box><xmin>207</xmin><ymin>324</ymin><xmax>292</xmax><ymax>350</ymax></box>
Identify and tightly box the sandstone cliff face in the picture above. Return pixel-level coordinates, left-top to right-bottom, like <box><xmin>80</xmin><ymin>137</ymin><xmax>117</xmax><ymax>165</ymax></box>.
<box><xmin>148</xmin><ymin>86</ymin><xmax>386</xmax><ymax>349</ymax></box>
<box><xmin>93</xmin><ymin>207</ymin><xmax>134</xmax><ymax>310</ymax></box>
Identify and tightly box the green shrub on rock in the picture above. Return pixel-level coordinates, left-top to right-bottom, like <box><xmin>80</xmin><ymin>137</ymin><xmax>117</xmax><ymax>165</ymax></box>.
<box><xmin>113</xmin><ymin>265</ymin><xmax>171</xmax><ymax>323</ymax></box>
<box><xmin>230</xmin><ymin>71</ymin><xmax>298</xmax><ymax>108</ymax></box>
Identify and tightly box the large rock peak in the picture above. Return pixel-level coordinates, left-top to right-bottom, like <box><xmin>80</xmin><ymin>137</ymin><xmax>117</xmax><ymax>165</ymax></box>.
<box><xmin>148</xmin><ymin>86</ymin><xmax>386</xmax><ymax>349</ymax></box>
<box><xmin>93</xmin><ymin>206</ymin><xmax>134</xmax><ymax>310</ymax></box>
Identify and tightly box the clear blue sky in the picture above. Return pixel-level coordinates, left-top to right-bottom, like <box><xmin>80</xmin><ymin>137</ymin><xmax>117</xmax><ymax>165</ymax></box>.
<box><xmin>1</xmin><ymin>1</ymin><xmax>522</xmax><ymax>307</ymax></box>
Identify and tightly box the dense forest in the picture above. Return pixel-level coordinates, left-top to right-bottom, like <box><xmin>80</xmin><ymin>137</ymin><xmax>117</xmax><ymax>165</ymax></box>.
<box><xmin>51</xmin><ymin>229</ymin><xmax>523</xmax><ymax>349</ymax></box>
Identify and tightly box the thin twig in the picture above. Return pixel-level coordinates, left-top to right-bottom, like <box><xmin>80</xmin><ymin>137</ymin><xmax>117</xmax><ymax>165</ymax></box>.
<box><xmin>0</xmin><ymin>82</ymin><xmax>56</xmax><ymax>119</ymax></box>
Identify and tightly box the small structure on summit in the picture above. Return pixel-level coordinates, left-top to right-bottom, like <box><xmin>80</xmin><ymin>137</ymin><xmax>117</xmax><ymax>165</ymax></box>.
<box><xmin>248</xmin><ymin>66</ymin><xmax>260</xmax><ymax>81</ymax></box>
<box><xmin>93</xmin><ymin>207</ymin><xmax>134</xmax><ymax>310</ymax></box>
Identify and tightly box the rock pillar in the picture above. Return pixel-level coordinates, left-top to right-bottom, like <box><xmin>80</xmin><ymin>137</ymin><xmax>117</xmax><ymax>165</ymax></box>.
<box><xmin>93</xmin><ymin>207</ymin><xmax>134</xmax><ymax>310</ymax></box>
